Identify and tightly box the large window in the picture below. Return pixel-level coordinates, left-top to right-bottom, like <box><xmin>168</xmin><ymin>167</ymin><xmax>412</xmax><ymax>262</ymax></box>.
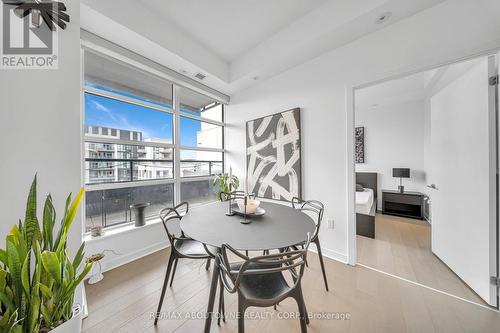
<box><xmin>83</xmin><ymin>50</ymin><xmax>224</xmax><ymax>232</ymax></box>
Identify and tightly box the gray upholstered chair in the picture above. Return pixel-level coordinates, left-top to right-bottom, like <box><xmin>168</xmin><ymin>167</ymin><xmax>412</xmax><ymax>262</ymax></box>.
<box><xmin>154</xmin><ymin>202</ymin><xmax>219</xmax><ymax>325</ymax></box>
<box><xmin>292</xmin><ymin>197</ymin><xmax>328</xmax><ymax>291</ymax></box>
<box><xmin>218</xmin><ymin>234</ymin><xmax>311</xmax><ymax>333</ymax></box>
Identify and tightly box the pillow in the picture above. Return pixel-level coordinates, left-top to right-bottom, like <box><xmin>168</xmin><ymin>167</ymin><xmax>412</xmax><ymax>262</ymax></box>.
<box><xmin>356</xmin><ymin>184</ymin><xmax>364</xmax><ymax>192</ymax></box>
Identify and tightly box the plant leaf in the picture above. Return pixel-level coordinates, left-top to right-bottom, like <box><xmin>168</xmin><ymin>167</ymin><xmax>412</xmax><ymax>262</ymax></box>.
<box><xmin>6</xmin><ymin>237</ymin><xmax>23</xmax><ymax>308</ymax></box>
<box><xmin>54</xmin><ymin>193</ymin><xmax>71</xmax><ymax>251</ymax></box>
<box><xmin>0</xmin><ymin>249</ymin><xmax>7</xmax><ymax>266</ymax></box>
<box><xmin>24</xmin><ymin>175</ymin><xmax>41</xmax><ymax>248</ymax></box>
<box><xmin>38</xmin><ymin>283</ymin><xmax>52</xmax><ymax>300</ymax></box>
<box><xmin>42</xmin><ymin>195</ymin><xmax>56</xmax><ymax>251</ymax></box>
<box><xmin>0</xmin><ymin>291</ymin><xmax>15</xmax><ymax>312</ymax></box>
<box><xmin>41</xmin><ymin>251</ymin><xmax>61</xmax><ymax>285</ymax></box>
<box><xmin>72</xmin><ymin>242</ymin><xmax>85</xmax><ymax>271</ymax></box>
<box><xmin>28</xmin><ymin>282</ymin><xmax>40</xmax><ymax>333</ymax></box>
<box><xmin>21</xmin><ymin>252</ymin><xmax>30</xmax><ymax>296</ymax></box>
<box><xmin>55</xmin><ymin>188</ymin><xmax>84</xmax><ymax>253</ymax></box>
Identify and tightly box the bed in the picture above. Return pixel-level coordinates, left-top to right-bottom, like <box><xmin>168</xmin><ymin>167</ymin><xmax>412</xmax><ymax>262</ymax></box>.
<box><xmin>356</xmin><ymin>172</ymin><xmax>377</xmax><ymax>238</ymax></box>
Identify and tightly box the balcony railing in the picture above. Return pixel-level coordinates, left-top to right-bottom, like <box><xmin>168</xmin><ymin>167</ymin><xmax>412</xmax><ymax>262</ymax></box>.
<box><xmin>84</xmin><ymin>158</ymin><xmax>223</xmax><ymax>231</ymax></box>
<box><xmin>85</xmin><ymin>183</ymin><xmax>174</xmax><ymax>231</ymax></box>
<box><xmin>85</xmin><ymin>158</ymin><xmax>223</xmax><ymax>184</ymax></box>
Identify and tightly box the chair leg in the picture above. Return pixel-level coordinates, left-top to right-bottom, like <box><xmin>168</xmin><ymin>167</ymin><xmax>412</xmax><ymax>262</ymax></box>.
<box><xmin>295</xmin><ymin>288</ymin><xmax>308</xmax><ymax>333</ymax></box>
<box><xmin>297</xmin><ymin>244</ymin><xmax>308</xmax><ymax>267</ymax></box>
<box><xmin>238</xmin><ymin>300</ymin><xmax>246</xmax><ymax>333</ymax></box>
<box><xmin>221</xmin><ymin>288</ymin><xmax>226</xmax><ymax>323</ymax></box>
<box><xmin>218</xmin><ymin>279</ymin><xmax>225</xmax><ymax>325</ymax></box>
<box><xmin>169</xmin><ymin>258</ymin><xmax>179</xmax><ymax>287</ymax></box>
<box><xmin>315</xmin><ymin>238</ymin><xmax>329</xmax><ymax>291</ymax></box>
<box><xmin>302</xmin><ymin>294</ymin><xmax>310</xmax><ymax>325</ymax></box>
<box><xmin>154</xmin><ymin>253</ymin><xmax>175</xmax><ymax>325</ymax></box>
<box><xmin>205</xmin><ymin>258</ymin><xmax>211</xmax><ymax>271</ymax></box>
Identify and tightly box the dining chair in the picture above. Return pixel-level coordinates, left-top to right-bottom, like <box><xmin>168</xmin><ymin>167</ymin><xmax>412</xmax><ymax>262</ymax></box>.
<box><xmin>154</xmin><ymin>202</ymin><xmax>219</xmax><ymax>326</ymax></box>
<box><xmin>218</xmin><ymin>234</ymin><xmax>311</xmax><ymax>333</ymax></box>
<box><xmin>219</xmin><ymin>190</ymin><xmax>255</xmax><ymax>201</ymax></box>
<box><xmin>291</xmin><ymin>197</ymin><xmax>329</xmax><ymax>291</ymax></box>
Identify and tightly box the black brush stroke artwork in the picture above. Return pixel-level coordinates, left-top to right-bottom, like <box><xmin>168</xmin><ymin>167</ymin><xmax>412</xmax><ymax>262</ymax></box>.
<box><xmin>355</xmin><ymin>126</ymin><xmax>365</xmax><ymax>164</ymax></box>
<box><xmin>2</xmin><ymin>0</ymin><xmax>70</xmax><ymax>31</ymax></box>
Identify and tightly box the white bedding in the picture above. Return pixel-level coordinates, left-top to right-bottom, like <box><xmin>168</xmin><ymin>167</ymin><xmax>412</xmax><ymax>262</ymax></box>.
<box><xmin>356</xmin><ymin>188</ymin><xmax>375</xmax><ymax>215</ymax></box>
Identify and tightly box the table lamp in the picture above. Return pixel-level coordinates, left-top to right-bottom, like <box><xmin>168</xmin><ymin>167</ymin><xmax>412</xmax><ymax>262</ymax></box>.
<box><xmin>393</xmin><ymin>168</ymin><xmax>410</xmax><ymax>193</ymax></box>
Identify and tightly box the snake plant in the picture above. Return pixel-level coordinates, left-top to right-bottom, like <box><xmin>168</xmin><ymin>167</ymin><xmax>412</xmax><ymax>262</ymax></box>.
<box><xmin>0</xmin><ymin>175</ymin><xmax>92</xmax><ymax>333</ymax></box>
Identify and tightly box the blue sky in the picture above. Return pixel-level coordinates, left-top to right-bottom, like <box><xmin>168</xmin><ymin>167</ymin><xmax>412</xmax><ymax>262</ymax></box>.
<box><xmin>85</xmin><ymin>92</ymin><xmax>200</xmax><ymax>147</ymax></box>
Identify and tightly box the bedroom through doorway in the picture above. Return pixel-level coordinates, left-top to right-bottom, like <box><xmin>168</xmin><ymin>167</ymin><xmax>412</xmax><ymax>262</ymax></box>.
<box><xmin>353</xmin><ymin>54</ymin><xmax>499</xmax><ymax>308</ymax></box>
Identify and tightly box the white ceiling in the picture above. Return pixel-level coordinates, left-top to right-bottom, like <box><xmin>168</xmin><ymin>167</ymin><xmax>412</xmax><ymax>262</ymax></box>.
<box><xmin>355</xmin><ymin>72</ymin><xmax>426</xmax><ymax>111</ymax></box>
<box><xmin>354</xmin><ymin>56</ymin><xmax>485</xmax><ymax>112</ymax></box>
<box><xmin>139</xmin><ymin>0</ymin><xmax>327</xmax><ymax>62</ymax></box>
<box><xmin>81</xmin><ymin>0</ymin><xmax>446</xmax><ymax>95</ymax></box>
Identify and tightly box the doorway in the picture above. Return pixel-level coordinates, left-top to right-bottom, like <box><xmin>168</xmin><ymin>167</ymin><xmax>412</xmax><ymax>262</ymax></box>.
<box><xmin>349</xmin><ymin>54</ymin><xmax>499</xmax><ymax>308</ymax></box>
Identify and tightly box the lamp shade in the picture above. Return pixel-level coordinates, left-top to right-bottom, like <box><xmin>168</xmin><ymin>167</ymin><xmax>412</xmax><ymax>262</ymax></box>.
<box><xmin>393</xmin><ymin>168</ymin><xmax>410</xmax><ymax>178</ymax></box>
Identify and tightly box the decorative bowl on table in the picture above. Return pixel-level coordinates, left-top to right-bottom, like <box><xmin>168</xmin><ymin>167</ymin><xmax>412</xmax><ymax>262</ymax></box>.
<box><xmin>233</xmin><ymin>199</ymin><xmax>265</xmax><ymax>216</ymax></box>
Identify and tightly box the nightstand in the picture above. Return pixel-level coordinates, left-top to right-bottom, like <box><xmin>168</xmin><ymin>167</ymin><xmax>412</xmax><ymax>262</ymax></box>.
<box><xmin>382</xmin><ymin>190</ymin><xmax>425</xmax><ymax>220</ymax></box>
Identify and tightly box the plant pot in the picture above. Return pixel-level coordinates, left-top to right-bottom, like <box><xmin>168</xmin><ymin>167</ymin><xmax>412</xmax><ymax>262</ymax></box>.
<box><xmin>130</xmin><ymin>202</ymin><xmax>150</xmax><ymax>227</ymax></box>
<box><xmin>49</xmin><ymin>305</ymin><xmax>82</xmax><ymax>333</ymax></box>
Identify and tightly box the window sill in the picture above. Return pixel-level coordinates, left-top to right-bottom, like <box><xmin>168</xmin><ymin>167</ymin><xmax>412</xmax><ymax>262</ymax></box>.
<box><xmin>83</xmin><ymin>199</ymin><xmax>218</xmax><ymax>244</ymax></box>
<box><xmin>83</xmin><ymin>217</ymin><xmax>163</xmax><ymax>244</ymax></box>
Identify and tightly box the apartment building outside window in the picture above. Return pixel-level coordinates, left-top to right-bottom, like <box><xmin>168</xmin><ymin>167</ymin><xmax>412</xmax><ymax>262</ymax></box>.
<box><xmin>83</xmin><ymin>51</ymin><xmax>225</xmax><ymax>232</ymax></box>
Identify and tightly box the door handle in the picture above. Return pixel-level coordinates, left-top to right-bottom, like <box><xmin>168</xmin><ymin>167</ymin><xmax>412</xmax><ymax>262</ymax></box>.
<box><xmin>427</xmin><ymin>184</ymin><xmax>437</xmax><ymax>190</ymax></box>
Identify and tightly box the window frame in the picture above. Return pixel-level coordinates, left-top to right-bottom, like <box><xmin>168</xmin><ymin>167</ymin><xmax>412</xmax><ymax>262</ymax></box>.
<box><xmin>82</xmin><ymin>49</ymin><xmax>226</xmax><ymax>232</ymax></box>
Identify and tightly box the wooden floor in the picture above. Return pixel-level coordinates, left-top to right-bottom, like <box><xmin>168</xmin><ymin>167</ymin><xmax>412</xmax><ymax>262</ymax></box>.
<box><xmin>84</xmin><ymin>246</ymin><xmax>500</xmax><ymax>333</ymax></box>
<box><xmin>357</xmin><ymin>213</ymin><xmax>485</xmax><ymax>305</ymax></box>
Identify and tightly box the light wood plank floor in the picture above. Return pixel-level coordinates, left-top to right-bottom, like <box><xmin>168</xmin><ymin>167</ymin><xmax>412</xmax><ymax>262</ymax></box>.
<box><xmin>84</xmin><ymin>246</ymin><xmax>500</xmax><ymax>333</ymax></box>
<box><xmin>357</xmin><ymin>213</ymin><xmax>486</xmax><ymax>305</ymax></box>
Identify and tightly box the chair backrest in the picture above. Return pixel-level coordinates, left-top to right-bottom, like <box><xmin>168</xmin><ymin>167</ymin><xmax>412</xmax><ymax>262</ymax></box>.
<box><xmin>158</xmin><ymin>202</ymin><xmax>189</xmax><ymax>243</ymax></box>
<box><xmin>292</xmin><ymin>197</ymin><xmax>324</xmax><ymax>237</ymax></box>
<box><xmin>219</xmin><ymin>191</ymin><xmax>255</xmax><ymax>202</ymax></box>
<box><xmin>218</xmin><ymin>233</ymin><xmax>311</xmax><ymax>294</ymax></box>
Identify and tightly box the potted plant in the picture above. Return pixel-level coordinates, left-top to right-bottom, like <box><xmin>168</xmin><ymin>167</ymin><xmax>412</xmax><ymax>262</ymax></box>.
<box><xmin>0</xmin><ymin>175</ymin><xmax>92</xmax><ymax>333</ymax></box>
<box><xmin>212</xmin><ymin>173</ymin><xmax>240</xmax><ymax>200</ymax></box>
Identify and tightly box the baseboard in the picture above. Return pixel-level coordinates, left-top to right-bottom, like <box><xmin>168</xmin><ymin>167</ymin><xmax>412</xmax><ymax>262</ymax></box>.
<box><xmin>308</xmin><ymin>246</ymin><xmax>348</xmax><ymax>264</ymax></box>
<box><xmin>90</xmin><ymin>239</ymin><xmax>347</xmax><ymax>274</ymax></box>
<box><xmin>100</xmin><ymin>241</ymin><xmax>170</xmax><ymax>273</ymax></box>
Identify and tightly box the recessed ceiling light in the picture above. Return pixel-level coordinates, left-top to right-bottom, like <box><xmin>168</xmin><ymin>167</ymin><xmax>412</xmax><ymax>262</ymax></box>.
<box><xmin>376</xmin><ymin>12</ymin><xmax>392</xmax><ymax>24</ymax></box>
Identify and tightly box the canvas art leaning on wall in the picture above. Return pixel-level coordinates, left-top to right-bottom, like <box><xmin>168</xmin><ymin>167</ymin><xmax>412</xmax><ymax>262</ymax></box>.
<box><xmin>246</xmin><ymin>108</ymin><xmax>302</xmax><ymax>201</ymax></box>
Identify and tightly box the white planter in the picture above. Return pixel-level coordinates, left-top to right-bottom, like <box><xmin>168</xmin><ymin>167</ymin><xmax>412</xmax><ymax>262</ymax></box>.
<box><xmin>49</xmin><ymin>305</ymin><xmax>82</xmax><ymax>333</ymax></box>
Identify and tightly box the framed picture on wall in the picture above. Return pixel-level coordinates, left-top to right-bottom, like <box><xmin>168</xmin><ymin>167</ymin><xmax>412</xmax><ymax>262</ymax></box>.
<box><xmin>355</xmin><ymin>126</ymin><xmax>365</xmax><ymax>163</ymax></box>
<box><xmin>246</xmin><ymin>108</ymin><xmax>302</xmax><ymax>201</ymax></box>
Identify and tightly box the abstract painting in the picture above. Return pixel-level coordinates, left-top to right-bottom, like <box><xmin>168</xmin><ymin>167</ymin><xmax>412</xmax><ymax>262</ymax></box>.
<box><xmin>355</xmin><ymin>126</ymin><xmax>365</xmax><ymax>163</ymax></box>
<box><xmin>246</xmin><ymin>108</ymin><xmax>301</xmax><ymax>201</ymax></box>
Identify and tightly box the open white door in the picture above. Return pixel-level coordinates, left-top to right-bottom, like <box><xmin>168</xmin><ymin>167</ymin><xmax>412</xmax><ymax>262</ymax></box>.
<box><xmin>429</xmin><ymin>55</ymin><xmax>498</xmax><ymax>307</ymax></box>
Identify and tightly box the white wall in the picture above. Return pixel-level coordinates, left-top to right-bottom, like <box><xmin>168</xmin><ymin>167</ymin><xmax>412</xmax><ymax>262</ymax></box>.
<box><xmin>225</xmin><ymin>0</ymin><xmax>500</xmax><ymax>263</ymax></box>
<box><xmin>0</xmin><ymin>0</ymin><xmax>82</xmax><ymax>251</ymax></box>
<box><xmin>84</xmin><ymin>222</ymin><xmax>168</xmax><ymax>273</ymax></box>
<box><xmin>355</xmin><ymin>101</ymin><xmax>426</xmax><ymax>207</ymax></box>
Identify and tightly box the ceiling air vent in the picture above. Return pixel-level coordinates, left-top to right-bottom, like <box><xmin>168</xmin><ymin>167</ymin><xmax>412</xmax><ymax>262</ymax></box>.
<box><xmin>194</xmin><ymin>72</ymin><xmax>206</xmax><ymax>80</ymax></box>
